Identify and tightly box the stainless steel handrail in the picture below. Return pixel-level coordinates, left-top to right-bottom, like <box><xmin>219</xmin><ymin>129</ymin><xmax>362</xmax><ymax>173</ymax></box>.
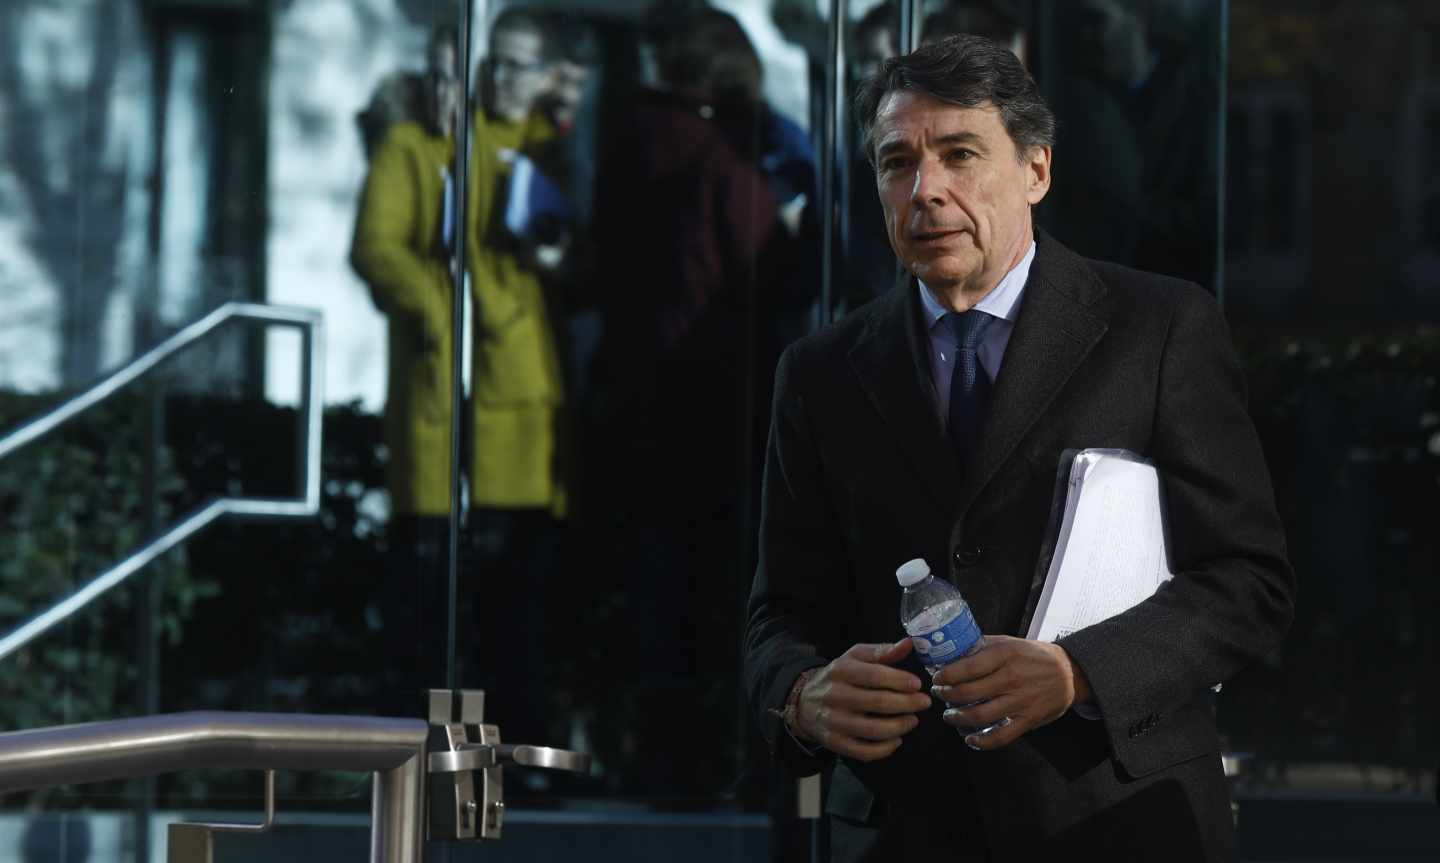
<box><xmin>0</xmin><ymin>302</ymin><xmax>325</xmax><ymax>661</ymax></box>
<box><xmin>0</xmin><ymin>711</ymin><xmax>427</xmax><ymax>863</ymax></box>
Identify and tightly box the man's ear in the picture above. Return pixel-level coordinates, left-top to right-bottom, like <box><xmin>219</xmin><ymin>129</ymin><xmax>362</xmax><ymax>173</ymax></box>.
<box><xmin>1025</xmin><ymin>145</ymin><xmax>1052</xmax><ymax>205</ymax></box>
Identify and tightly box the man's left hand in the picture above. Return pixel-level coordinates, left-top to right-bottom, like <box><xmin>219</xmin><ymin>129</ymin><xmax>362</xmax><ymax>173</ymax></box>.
<box><xmin>930</xmin><ymin>636</ymin><xmax>1093</xmax><ymax>751</ymax></box>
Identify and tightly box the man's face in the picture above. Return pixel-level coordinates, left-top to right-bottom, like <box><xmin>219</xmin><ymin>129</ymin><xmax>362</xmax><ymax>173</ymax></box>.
<box><xmin>544</xmin><ymin>60</ymin><xmax>589</xmax><ymax>130</ymax></box>
<box><xmin>853</xmin><ymin>28</ymin><xmax>895</xmax><ymax>83</ymax></box>
<box><xmin>1076</xmin><ymin>0</ymin><xmax>1149</xmax><ymax>85</ymax></box>
<box><xmin>488</xmin><ymin>26</ymin><xmax>549</xmax><ymax>122</ymax></box>
<box><xmin>872</xmin><ymin>91</ymin><xmax>1050</xmax><ymax>308</ymax></box>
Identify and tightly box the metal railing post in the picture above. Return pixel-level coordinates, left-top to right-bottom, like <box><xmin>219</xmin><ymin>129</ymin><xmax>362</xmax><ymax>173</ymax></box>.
<box><xmin>373</xmin><ymin>752</ymin><xmax>426</xmax><ymax>863</ymax></box>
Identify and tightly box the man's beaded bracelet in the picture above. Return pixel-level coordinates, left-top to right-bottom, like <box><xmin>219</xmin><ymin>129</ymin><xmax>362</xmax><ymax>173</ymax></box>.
<box><xmin>767</xmin><ymin>668</ymin><xmax>820</xmax><ymax>756</ymax></box>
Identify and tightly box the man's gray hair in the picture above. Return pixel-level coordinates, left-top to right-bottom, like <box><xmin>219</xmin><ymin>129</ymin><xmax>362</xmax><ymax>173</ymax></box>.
<box><xmin>854</xmin><ymin>33</ymin><xmax>1055</xmax><ymax>165</ymax></box>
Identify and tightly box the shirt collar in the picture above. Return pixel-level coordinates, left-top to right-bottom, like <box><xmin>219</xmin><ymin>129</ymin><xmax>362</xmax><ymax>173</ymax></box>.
<box><xmin>918</xmin><ymin>239</ymin><xmax>1036</xmax><ymax>331</ymax></box>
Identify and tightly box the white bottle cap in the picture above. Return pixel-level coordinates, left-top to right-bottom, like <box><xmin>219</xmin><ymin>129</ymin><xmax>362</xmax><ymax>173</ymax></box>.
<box><xmin>895</xmin><ymin>558</ymin><xmax>931</xmax><ymax>587</ymax></box>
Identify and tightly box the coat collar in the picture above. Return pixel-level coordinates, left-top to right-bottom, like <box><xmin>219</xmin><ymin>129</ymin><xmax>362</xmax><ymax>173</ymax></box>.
<box><xmin>846</xmin><ymin>229</ymin><xmax>1110</xmax><ymax>518</ymax></box>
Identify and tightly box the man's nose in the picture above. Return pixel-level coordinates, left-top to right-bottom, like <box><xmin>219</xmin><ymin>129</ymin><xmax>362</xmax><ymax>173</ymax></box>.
<box><xmin>909</xmin><ymin>158</ymin><xmax>946</xmax><ymax>208</ymax></box>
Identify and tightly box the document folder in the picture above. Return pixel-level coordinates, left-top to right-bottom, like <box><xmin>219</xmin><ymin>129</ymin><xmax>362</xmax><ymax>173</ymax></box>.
<box><xmin>504</xmin><ymin>153</ymin><xmax>572</xmax><ymax>245</ymax></box>
<box><xmin>1023</xmin><ymin>449</ymin><xmax>1174</xmax><ymax>642</ymax></box>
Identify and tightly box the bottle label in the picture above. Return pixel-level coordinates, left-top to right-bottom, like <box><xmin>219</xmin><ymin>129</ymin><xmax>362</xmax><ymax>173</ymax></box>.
<box><xmin>910</xmin><ymin>607</ymin><xmax>981</xmax><ymax>666</ymax></box>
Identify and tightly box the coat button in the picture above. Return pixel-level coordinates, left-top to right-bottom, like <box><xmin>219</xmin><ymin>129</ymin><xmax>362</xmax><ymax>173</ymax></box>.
<box><xmin>953</xmin><ymin>546</ymin><xmax>984</xmax><ymax>567</ymax></box>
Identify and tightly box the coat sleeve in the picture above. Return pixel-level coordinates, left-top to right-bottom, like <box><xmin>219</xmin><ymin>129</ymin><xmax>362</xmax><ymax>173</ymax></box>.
<box><xmin>351</xmin><ymin>128</ymin><xmax>448</xmax><ymax>346</ymax></box>
<box><xmin>1057</xmin><ymin>286</ymin><xmax>1295</xmax><ymax>778</ymax></box>
<box><xmin>744</xmin><ymin>343</ymin><xmax>851</xmax><ymax>776</ymax></box>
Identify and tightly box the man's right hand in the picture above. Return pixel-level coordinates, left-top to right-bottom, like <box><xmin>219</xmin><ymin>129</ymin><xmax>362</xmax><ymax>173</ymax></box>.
<box><xmin>794</xmin><ymin>639</ymin><xmax>932</xmax><ymax>762</ymax></box>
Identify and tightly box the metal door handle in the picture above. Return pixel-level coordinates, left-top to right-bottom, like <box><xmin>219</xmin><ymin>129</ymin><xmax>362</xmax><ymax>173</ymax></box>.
<box><xmin>495</xmin><ymin>743</ymin><xmax>589</xmax><ymax>773</ymax></box>
<box><xmin>429</xmin><ymin>743</ymin><xmax>590</xmax><ymax>775</ymax></box>
<box><xmin>425</xmin><ymin>689</ymin><xmax>591</xmax><ymax>841</ymax></box>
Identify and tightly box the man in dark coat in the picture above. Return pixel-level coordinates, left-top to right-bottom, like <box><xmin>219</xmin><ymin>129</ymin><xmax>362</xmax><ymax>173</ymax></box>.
<box><xmin>744</xmin><ymin>34</ymin><xmax>1293</xmax><ymax>861</ymax></box>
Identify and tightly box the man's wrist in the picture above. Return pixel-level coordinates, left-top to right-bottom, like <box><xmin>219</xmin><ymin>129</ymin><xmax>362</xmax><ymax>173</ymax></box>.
<box><xmin>784</xmin><ymin>668</ymin><xmax>817</xmax><ymax>738</ymax></box>
<box><xmin>1062</xmin><ymin>648</ymin><xmax>1094</xmax><ymax>707</ymax></box>
<box><xmin>768</xmin><ymin>667</ymin><xmax>820</xmax><ymax>754</ymax></box>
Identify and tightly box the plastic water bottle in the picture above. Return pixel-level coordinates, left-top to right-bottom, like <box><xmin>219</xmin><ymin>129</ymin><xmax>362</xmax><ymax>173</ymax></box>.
<box><xmin>897</xmin><ymin>559</ymin><xmax>1007</xmax><ymax>742</ymax></box>
<box><xmin>896</xmin><ymin>558</ymin><xmax>984</xmax><ymax>677</ymax></box>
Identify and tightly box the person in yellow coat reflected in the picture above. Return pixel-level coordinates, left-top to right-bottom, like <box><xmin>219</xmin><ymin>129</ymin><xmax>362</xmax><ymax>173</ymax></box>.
<box><xmin>352</xmin><ymin>12</ymin><xmax>569</xmax><ymax>718</ymax></box>
<box><xmin>354</xmin><ymin>16</ymin><xmax>567</xmax><ymax>522</ymax></box>
<box><xmin>353</xmin><ymin>33</ymin><xmax>457</xmax><ymax>520</ymax></box>
<box><xmin>465</xmin><ymin>10</ymin><xmax>567</xmax><ymax>520</ymax></box>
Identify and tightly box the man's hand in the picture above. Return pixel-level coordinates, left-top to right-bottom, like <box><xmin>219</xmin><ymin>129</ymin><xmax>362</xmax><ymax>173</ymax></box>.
<box><xmin>795</xmin><ymin>639</ymin><xmax>933</xmax><ymax>762</ymax></box>
<box><xmin>930</xmin><ymin>636</ymin><xmax>1093</xmax><ymax>750</ymax></box>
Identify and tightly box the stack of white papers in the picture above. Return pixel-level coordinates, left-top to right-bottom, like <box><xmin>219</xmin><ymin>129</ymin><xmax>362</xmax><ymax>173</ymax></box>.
<box><xmin>1026</xmin><ymin>450</ymin><xmax>1174</xmax><ymax>642</ymax></box>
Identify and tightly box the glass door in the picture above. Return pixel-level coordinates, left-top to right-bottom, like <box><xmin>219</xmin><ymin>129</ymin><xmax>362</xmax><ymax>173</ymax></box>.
<box><xmin>446</xmin><ymin>2</ymin><xmax>826</xmax><ymax>848</ymax></box>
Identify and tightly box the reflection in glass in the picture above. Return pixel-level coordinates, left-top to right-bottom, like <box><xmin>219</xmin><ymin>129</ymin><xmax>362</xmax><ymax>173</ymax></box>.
<box><xmin>0</xmin><ymin>0</ymin><xmax>154</xmax><ymax>393</ymax></box>
<box><xmin>1044</xmin><ymin>0</ymin><xmax>1219</xmax><ymax>288</ymax></box>
<box><xmin>0</xmin><ymin>0</ymin><xmax>466</xmax><ymax>823</ymax></box>
<box><xmin>841</xmin><ymin>1</ymin><xmax>903</xmax><ymax>313</ymax></box>
<box><xmin>1223</xmin><ymin>0</ymin><xmax>1440</xmax><ymax>804</ymax></box>
<box><xmin>564</xmin><ymin>3</ymin><xmax>817</xmax><ymax>795</ymax></box>
<box><xmin>351</xmin><ymin>24</ymin><xmax>460</xmax><ymax>713</ymax></box>
<box><xmin>462</xmin><ymin>7</ymin><xmax>574</xmax><ymax>756</ymax></box>
<box><xmin>921</xmin><ymin>1</ymin><xmax>1027</xmax><ymax>63</ymax></box>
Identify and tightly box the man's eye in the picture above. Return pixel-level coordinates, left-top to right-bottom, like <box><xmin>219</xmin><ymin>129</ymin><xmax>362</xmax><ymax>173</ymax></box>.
<box><xmin>880</xmin><ymin>157</ymin><xmax>911</xmax><ymax>172</ymax></box>
<box><xmin>947</xmin><ymin>149</ymin><xmax>975</xmax><ymax>162</ymax></box>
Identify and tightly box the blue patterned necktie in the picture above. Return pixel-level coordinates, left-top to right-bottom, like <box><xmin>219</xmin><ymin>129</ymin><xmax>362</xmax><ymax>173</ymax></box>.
<box><xmin>946</xmin><ymin>310</ymin><xmax>996</xmax><ymax>458</ymax></box>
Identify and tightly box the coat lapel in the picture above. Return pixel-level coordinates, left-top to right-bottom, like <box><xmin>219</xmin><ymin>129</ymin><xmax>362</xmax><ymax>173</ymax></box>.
<box><xmin>844</xmin><ymin>233</ymin><xmax>1110</xmax><ymax>518</ymax></box>
<box><xmin>846</xmin><ymin>272</ymin><xmax>961</xmax><ymax>511</ymax></box>
<box><xmin>954</xmin><ymin>231</ymin><xmax>1110</xmax><ymax>518</ymax></box>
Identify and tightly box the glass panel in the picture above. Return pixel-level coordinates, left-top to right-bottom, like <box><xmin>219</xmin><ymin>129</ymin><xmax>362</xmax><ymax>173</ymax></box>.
<box><xmin>1035</xmin><ymin>0</ymin><xmax>1223</xmax><ymax>288</ymax></box>
<box><xmin>457</xmin><ymin>0</ymin><xmax>823</xmax><ymax>810</ymax></box>
<box><xmin>340</xmin><ymin>3</ymin><xmax>465</xmax><ymax>720</ymax></box>
<box><xmin>2</xmin><ymin>0</ymin><xmax>840</xmax><ymax>847</ymax></box>
<box><xmin>0</xmin><ymin>0</ymin><xmax>467</xmax><ymax>853</ymax></box>
<box><xmin>1221</xmin><ymin>0</ymin><xmax>1440</xmax><ymax>807</ymax></box>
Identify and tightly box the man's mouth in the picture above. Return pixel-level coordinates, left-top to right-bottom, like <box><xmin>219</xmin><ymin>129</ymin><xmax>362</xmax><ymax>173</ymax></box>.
<box><xmin>913</xmin><ymin>229</ymin><xmax>962</xmax><ymax>243</ymax></box>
